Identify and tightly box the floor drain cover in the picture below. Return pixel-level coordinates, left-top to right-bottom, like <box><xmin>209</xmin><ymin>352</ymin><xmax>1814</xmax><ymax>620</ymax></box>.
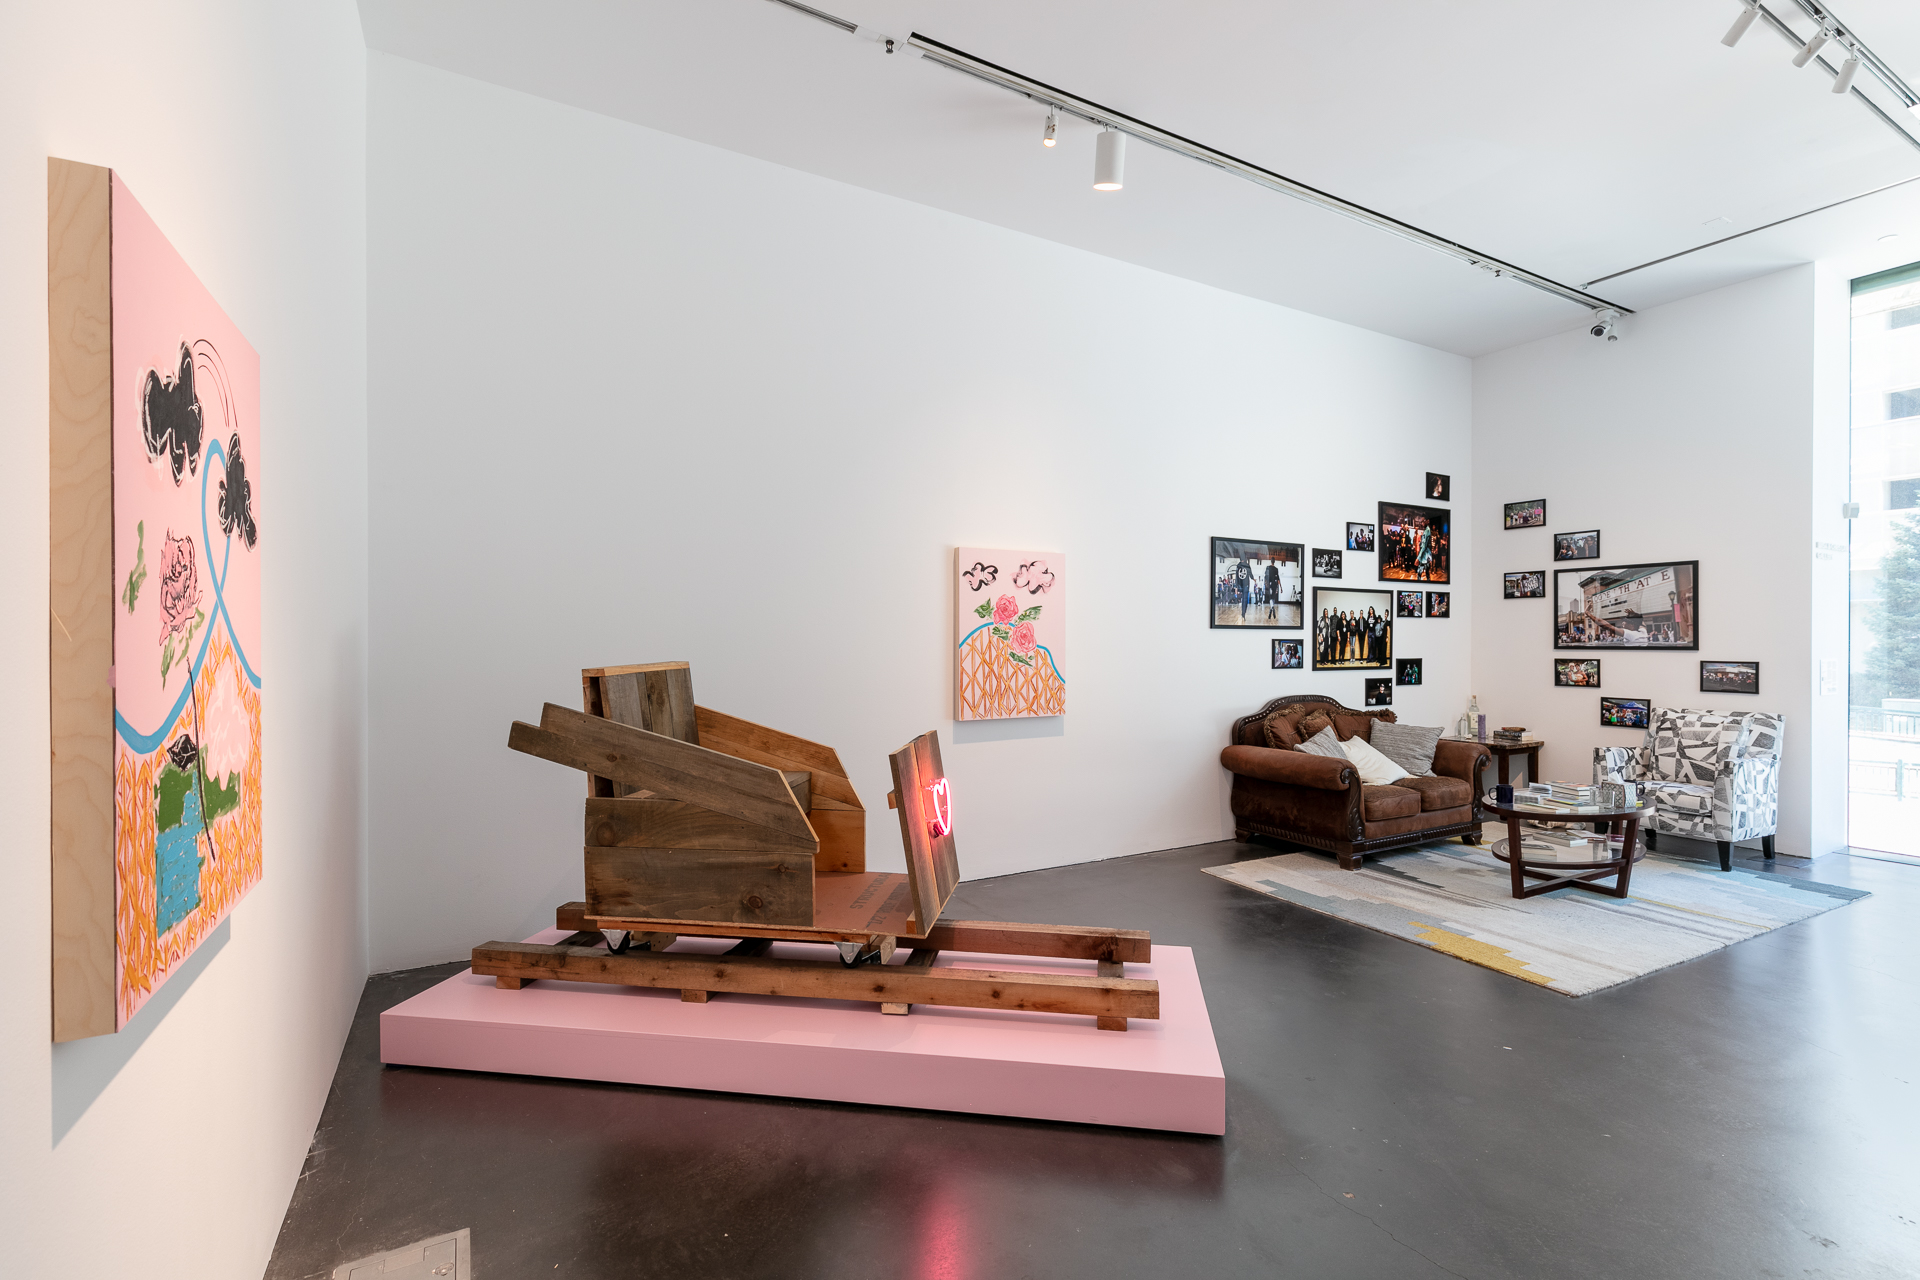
<box><xmin>330</xmin><ymin>1228</ymin><xmax>470</xmax><ymax>1279</ymax></box>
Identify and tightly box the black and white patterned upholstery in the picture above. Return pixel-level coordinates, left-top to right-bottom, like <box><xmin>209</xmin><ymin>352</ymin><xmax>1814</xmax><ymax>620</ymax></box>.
<box><xmin>1592</xmin><ymin>709</ymin><xmax>1783</xmax><ymax>844</ymax></box>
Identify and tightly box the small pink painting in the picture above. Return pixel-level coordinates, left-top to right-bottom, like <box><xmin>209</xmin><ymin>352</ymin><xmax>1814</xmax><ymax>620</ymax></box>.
<box><xmin>955</xmin><ymin>548</ymin><xmax>1065</xmax><ymax>720</ymax></box>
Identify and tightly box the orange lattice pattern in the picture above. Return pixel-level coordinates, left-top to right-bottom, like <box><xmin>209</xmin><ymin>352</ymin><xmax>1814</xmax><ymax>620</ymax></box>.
<box><xmin>957</xmin><ymin>629</ymin><xmax>1065</xmax><ymax>720</ymax></box>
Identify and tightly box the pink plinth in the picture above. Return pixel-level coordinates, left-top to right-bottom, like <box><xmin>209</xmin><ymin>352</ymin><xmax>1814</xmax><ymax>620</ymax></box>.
<box><xmin>380</xmin><ymin>931</ymin><xmax>1225</xmax><ymax>1135</ymax></box>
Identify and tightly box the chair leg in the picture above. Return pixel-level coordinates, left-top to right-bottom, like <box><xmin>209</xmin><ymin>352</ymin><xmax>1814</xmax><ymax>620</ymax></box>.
<box><xmin>1643</xmin><ymin>830</ymin><xmax>1658</xmax><ymax>851</ymax></box>
<box><xmin>1234</xmin><ymin>827</ymin><xmax>1250</xmax><ymax>843</ymax></box>
<box><xmin>1761</xmin><ymin>834</ymin><xmax>1775</xmax><ymax>860</ymax></box>
<box><xmin>1717</xmin><ymin>840</ymin><xmax>1732</xmax><ymax>872</ymax></box>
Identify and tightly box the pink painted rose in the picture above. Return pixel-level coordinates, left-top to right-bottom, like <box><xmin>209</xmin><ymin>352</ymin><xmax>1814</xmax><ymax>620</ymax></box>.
<box><xmin>1010</xmin><ymin>621</ymin><xmax>1037</xmax><ymax>655</ymax></box>
<box><xmin>992</xmin><ymin>594</ymin><xmax>1018</xmax><ymax>625</ymax></box>
<box><xmin>159</xmin><ymin>531</ymin><xmax>201</xmax><ymax>639</ymax></box>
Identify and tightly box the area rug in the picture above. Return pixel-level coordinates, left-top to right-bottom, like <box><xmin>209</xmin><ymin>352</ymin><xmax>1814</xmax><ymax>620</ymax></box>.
<box><xmin>1204</xmin><ymin>842</ymin><xmax>1869</xmax><ymax>996</ymax></box>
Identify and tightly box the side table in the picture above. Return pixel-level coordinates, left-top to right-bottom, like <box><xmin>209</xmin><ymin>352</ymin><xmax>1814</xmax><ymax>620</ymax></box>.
<box><xmin>1443</xmin><ymin>736</ymin><xmax>1543</xmax><ymax>787</ymax></box>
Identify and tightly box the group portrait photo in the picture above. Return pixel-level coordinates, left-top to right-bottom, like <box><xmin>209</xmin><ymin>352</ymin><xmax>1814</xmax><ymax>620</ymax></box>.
<box><xmin>1312</xmin><ymin>587</ymin><xmax>1393</xmax><ymax>670</ymax></box>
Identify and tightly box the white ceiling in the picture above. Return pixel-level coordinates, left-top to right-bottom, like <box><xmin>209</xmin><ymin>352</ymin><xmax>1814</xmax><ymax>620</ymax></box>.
<box><xmin>356</xmin><ymin>0</ymin><xmax>1920</xmax><ymax>355</ymax></box>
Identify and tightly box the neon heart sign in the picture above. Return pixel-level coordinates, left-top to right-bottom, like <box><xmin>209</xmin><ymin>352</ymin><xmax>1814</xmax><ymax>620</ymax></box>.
<box><xmin>925</xmin><ymin>777</ymin><xmax>952</xmax><ymax>839</ymax></box>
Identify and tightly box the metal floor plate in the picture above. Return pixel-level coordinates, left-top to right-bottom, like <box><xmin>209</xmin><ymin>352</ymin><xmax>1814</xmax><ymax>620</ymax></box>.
<box><xmin>330</xmin><ymin>1228</ymin><xmax>469</xmax><ymax>1280</ymax></box>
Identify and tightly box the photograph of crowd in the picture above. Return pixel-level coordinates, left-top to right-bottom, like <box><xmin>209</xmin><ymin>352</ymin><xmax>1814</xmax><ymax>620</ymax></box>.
<box><xmin>1601</xmin><ymin>696</ymin><xmax>1652</xmax><ymax>729</ymax></box>
<box><xmin>1312</xmin><ymin>548</ymin><xmax>1343</xmax><ymax>578</ymax></box>
<box><xmin>1554</xmin><ymin>659</ymin><xmax>1601</xmax><ymax>688</ymax></box>
<box><xmin>1272</xmin><ymin>639</ymin><xmax>1303</xmax><ymax>669</ymax></box>
<box><xmin>1395</xmin><ymin>591</ymin><xmax>1424</xmax><ymax>618</ymax></box>
<box><xmin>1426</xmin><ymin>591</ymin><xmax>1450</xmax><ymax>617</ymax></box>
<box><xmin>1312</xmin><ymin>588</ymin><xmax>1393</xmax><ymax>670</ymax></box>
<box><xmin>1211</xmin><ymin>537</ymin><xmax>1304</xmax><ymax>629</ymax></box>
<box><xmin>1504</xmin><ymin>499</ymin><xmax>1546</xmax><ymax>530</ymax></box>
<box><xmin>1378</xmin><ymin>501</ymin><xmax>1451</xmax><ymax>583</ymax></box>
<box><xmin>1396</xmin><ymin>658</ymin><xmax>1422</xmax><ymax>686</ymax></box>
<box><xmin>1554</xmin><ymin>561</ymin><xmax>1698</xmax><ymax>650</ymax></box>
<box><xmin>1365</xmin><ymin>678</ymin><xmax>1393</xmax><ymax>707</ymax></box>
<box><xmin>1554</xmin><ymin>529</ymin><xmax>1600</xmax><ymax>561</ymax></box>
<box><xmin>1347</xmin><ymin>522</ymin><xmax>1375</xmax><ymax>552</ymax></box>
<box><xmin>1426</xmin><ymin>472</ymin><xmax>1450</xmax><ymax>501</ymax></box>
<box><xmin>1700</xmin><ymin>661</ymin><xmax>1759</xmax><ymax>694</ymax></box>
<box><xmin>1504</xmin><ymin>571</ymin><xmax>1546</xmax><ymax>599</ymax></box>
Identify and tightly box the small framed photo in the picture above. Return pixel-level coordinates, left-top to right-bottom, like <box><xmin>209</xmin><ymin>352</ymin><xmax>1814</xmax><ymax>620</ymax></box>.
<box><xmin>1365</xmin><ymin>677</ymin><xmax>1393</xmax><ymax>707</ymax></box>
<box><xmin>1504</xmin><ymin>499</ymin><xmax>1546</xmax><ymax>530</ymax></box>
<box><xmin>1600</xmin><ymin>696</ymin><xmax>1651</xmax><ymax>729</ymax></box>
<box><xmin>1395</xmin><ymin>590</ymin><xmax>1424</xmax><ymax>618</ymax></box>
<box><xmin>1701</xmin><ymin>661</ymin><xmax>1759</xmax><ymax>694</ymax></box>
<box><xmin>1346</xmin><ymin>522</ymin><xmax>1376</xmax><ymax>552</ymax></box>
<box><xmin>1554</xmin><ymin>659</ymin><xmax>1600</xmax><ymax>688</ymax></box>
<box><xmin>1211</xmin><ymin>537</ymin><xmax>1304</xmax><ymax>630</ymax></box>
<box><xmin>1554</xmin><ymin>530</ymin><xmax>1601</xmax><ymax>561</ymax></box>
<box><xmin>1425</xmin><ymin>591</ymin><xmax>1450</xmax><ymax>618</ymax></box>
<box><xmin>1426</xmin><ymin>472</ymin><xmax>1451</xmax><ymax>501</ymax></box>
<box><xmin>1272</xmin><ymin>639</ymin><xmax>1303</xmax><ymax>669</ymax></box>
<box><xmin>1396</xmin><ymin>657</ymin><xmax>1422</xmax><ymax>686</ymax></box>
<box><xmin>1312</xmin><ymin>548</ymin><xmax>1343</xmax><ymax>579</ymax></box>
<box><xmin>1504</xmin><ymin>571</ymin><xmax>1546</xmax><ymax>599</ymax></box>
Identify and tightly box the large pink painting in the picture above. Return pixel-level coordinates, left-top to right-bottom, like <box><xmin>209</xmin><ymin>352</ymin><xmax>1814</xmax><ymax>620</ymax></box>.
<box><xmin>954</xmin><ymin>548</ymin><xmax>1064</xmax><ymax>720</ymax></box>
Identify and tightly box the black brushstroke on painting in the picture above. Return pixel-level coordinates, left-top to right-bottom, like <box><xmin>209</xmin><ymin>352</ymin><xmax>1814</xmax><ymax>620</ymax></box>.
<box><xmin>142</xmin><ymin>343</ymin><xmax>204</xmax><ymax>484</ymax></box>
<box><xmin>220</xmin><ymin>433</ymin><xmax>258</xmax><ymax>548</ymax></box>
<box><xmin>167</xmin><ymin>733</ymin><xmax>199</xmax><ymax>773</ymax></box>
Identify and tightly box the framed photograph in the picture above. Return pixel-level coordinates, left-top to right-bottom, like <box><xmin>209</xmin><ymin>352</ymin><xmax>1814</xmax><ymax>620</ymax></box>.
<box><xmin>1554</xmin><ymin>561</ymin><xmax>1698</xmax><ymax>650</ymax></box>
<box><xmin>1425</xmin><ymin>591</ymin><xmax>1450</xmax><ymax>618</ymax></box>
<box><xmin>1377</xmin><ymin>501</ymin><xmax>1450</xmax><ymax>583</ymax></box>
<box><xmin>1553</xmin><ymin>530</ymin><xmax>1601</xmax><ymax>562</ymax></box>
<box><xmin>1601</xmin><ymin>696</ymin><xmax>1652</xmax><ymax>729</ymax></box>
<box><xmin>1312</xmin><ymin>548</ymin><xmax>1343</xmax><ymax>579</ymax></box>
<box><xmin>1701</xmin><ymin>661</ymin><xmax>1759</xmax><ymax>695</ymax></box>
<box><xmin>1504</xmin><ymin>571</ymin><xmax>1546</xmax><ymax>599</ymax></box>
<box><xmin>1426</xmin><ymin>472</ymin><xmax>1451</xmax><ymax>501</ymax></box>
<box><xmin>1365</xmin><ymin>677</ymin><xmax>1393</xmax><ymax>707</ymax></box>
<box><xmin>1271</xmin><ymin>639</ymin><xmax>1303</xmax><ymax>670</ymax></box>
<box><xmin>1395</xmin><ymin>657</ymin><xmax>1423</xmax><ymax>686</ymax></box>
<box><xmin>1312</xmin><ymin>587</ymin><xmax>1393</xmax><ymax>670</ymax></box>
<box><xmin>1554</xmin><ymin>659</ymin><xmax>1601</xmax><ymax>688</ymax></box>
<box><xmin>1211</xmin><ymin>537</ymin><xmax>1304</xmax><ymax>630</ymax></box>
<box><xmin>1395</xmin><ymin>590</ymin><xmax>1424</xmax><ymax>618</ymax></box>
<box><xmin>1504</xmin><ymin>499</ymin><xmax>1546</xmax><ymax>530</ymax></box>
<box><xmin>1346</xmin><ymin>522</ymin><xmax>1375</xmax><ymax>552</ymax></box>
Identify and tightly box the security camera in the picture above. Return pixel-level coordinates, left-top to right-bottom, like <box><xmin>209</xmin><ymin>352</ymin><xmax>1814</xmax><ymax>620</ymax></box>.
<box><xmin>1588</xmin><ymin>308</ymin><xmax>1621</xmax><ymax>342</ymax></box>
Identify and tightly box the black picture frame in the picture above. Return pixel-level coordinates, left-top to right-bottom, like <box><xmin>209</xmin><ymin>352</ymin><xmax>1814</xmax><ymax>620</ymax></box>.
<box><xmin>1210</xmin><ymin>537</ymin><xmax>1304</xmax><ymax>630</ymax></box>
<box><xmin>1395</xmin><ymin>590</ymin><xmax>1424</xmax><ymax>618</ymax></box>
<box><xmin>1553</xmin><ymin>529</ymin><xmax>1601</xmax><ymax>562</ymax></box>
<box><xmin>1311</xmin><ymin>587</ymin><xmax>1393</xmax><ymax>670</ymax></box>
<box><xmin>1553</xmin><ymin>561</ymin><xmax>1699</xmax><ymax>651</ymax></box>
<box><xmin>1700</xmin><ymin>661</ymin><xmax>1759</xmax><ymax>695</ymax></box>
<box><xmin>1554</xmin><ymin>659</ymin><xmax>1601</xmax><ymax>688</ymax></box>
<box><xmin>1504</xmin><ymin>571</ymin><xmax>1546</xmax><ymax>599</ymax></box>
<box><xmin>1426</xmin><ymin>472</ymin><xmax>1451</xmax><ymax>501</ymax></box>
<box><xmin>1346</xmin><ymin>522</ymin><xmax>1376</xmax><ymax>552</ymax></box>
<box><xmin>1395</xmin><ymin>657</ymin><xmax>1422</xmax><ymax>686</ymax></box>
<box><xmin>1365</xmin><ymin>677</ymin><xmax>1393</xmax><ymax>707</ymax></box>
<box><xmin>1377</xmin><ymin>501</ymin><xmax>1451</xmax><ymax>583</ymax></box>
<box><xmin>1271</xmin><ymin>639</ymin><xmax>1303</xmax><ymax>670</ymax></box>
<box><xmin>1504</xmin><ymin>499</ymin><xmax>1546</xmax><ymax>530</ymax></box>
<box><xmin>1312</xmin><ymin>548</ymin><xmax>1343</xmax><ymax>579</ymax></box>
<box><xmin>1425</xmin><ymin>591</ymin><xmax>1450</xmax><ymax>617</ymax></box>
<box><xmin>1600</xmin><ymin>696</ymin><xmax>1652</xmax><ymax>729</ymax></box>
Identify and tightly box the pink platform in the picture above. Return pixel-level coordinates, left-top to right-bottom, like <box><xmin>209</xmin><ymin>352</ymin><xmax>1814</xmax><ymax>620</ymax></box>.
<box><xmin>380</xmin><ymin>930</ymin><xmax>1224</xmax><ymax>1135</ymax></box>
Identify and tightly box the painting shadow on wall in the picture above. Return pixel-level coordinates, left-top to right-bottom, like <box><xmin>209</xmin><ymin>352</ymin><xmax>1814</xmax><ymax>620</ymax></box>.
<box><xmin>951</xmin><ymin>717</ymin><xmax>1065</xmax><ymax>744</ymax></box>
<box><xmin>50</xmin><ymin>918</ymin><xmax>230</xmax><ymax>1145</ymax></box>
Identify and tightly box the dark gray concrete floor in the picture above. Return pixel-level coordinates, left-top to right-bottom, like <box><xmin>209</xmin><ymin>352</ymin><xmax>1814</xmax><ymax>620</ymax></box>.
<box><xmin>268</xmin><ymin>837</ymin><xmax>1920</xmax><ymax>1280</ymax></box>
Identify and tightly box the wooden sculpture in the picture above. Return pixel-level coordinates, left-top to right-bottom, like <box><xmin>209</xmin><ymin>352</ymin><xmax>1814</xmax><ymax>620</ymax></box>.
<box><xmin>473</xmin><ymin>662</ymin><xmax>1158</xmax><ymax>1030</ymax></box>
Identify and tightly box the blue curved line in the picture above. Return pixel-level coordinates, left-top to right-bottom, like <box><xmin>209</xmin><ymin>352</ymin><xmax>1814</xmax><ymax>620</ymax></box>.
<box><xmin>954</xmin><ymin>623</ymin><xmax>1066</xmax><ymax>683</ymax></box>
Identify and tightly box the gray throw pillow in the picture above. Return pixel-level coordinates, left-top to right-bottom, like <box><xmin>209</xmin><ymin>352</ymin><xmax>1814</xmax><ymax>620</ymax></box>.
<box><xmin>1296</xmin><ymin>725</ymin><xmax>1347</xmax><ymax>760</ymax></box>
<box><xmin>1370</xmin><ymin>721</ymin><xmax>1442</xmax><ymax>777</ymax></box>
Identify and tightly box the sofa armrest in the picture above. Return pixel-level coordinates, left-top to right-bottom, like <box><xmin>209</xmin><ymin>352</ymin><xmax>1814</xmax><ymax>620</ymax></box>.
<box><xmin>1220</xmin><ymin>744</ymin><xmax>1354</xmax><ymax>791</ymax></box>
<box><xmin>1431</xmin><ymin>739</ymin><xmax>1491</xmax><ymax>783</ymax></box>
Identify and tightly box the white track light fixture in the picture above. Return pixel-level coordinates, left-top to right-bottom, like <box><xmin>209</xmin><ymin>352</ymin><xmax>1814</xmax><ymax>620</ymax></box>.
<box><xmin>1093</xmin><ymin>127</ymin><xmax>1125</xmax><ymax>190</ymax></box>
<box><xmin>1721</xmin><ymin>2</ymin><xmax>1759</xmax><ymax>47</ymax></box>
<box><xmin>1833</xmin><ymin>48</ymin><xmax>1861</xmax><ymax>94</ymax></box>
<box><xmin>1792</xmin><ymin>27</ymin><xmax>1829</xmax><ymax>68</ymax></box>
<box><xmin>1043</xmin><ymin>108</ymin><xmax>1058</xmax><ymax>147</ymax></box>
<box><xmin>1588</xmin><ymin>309</ymin><xmax>1622</xmax><ymax>342</ymax></box>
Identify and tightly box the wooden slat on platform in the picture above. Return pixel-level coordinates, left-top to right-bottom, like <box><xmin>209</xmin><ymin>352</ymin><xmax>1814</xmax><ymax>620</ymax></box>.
<box><xmin>585</xmin><ymin>845</ymin><xmax>813</xmax><ymax>927</ymax></box>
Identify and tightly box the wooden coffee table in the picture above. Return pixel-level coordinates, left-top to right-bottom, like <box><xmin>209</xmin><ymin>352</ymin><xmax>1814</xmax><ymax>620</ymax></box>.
<box><xmin>1479</xmin><ymin>790</ymin><xmax>1651</xmax><ymax>900</ymax></box>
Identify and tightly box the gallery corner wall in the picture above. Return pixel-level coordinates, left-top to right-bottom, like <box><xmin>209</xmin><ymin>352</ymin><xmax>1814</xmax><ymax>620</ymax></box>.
<box><xmin>1471</xmin><ymin>265</ymin><xmax>1850</xmax><ymax>857</ymax></box>
<box><xmin>1</xmin><ymin>3</ymin><xmax>368</xmax><ymax>1277</ymax></box>
<box><xmin>364</xmin><ymin>53</ymin><xmax>1474</xmax><ymax>972</ymax></box>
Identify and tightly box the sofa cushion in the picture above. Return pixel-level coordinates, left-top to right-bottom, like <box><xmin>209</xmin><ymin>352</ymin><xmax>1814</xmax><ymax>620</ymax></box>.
<box><xmin>1262</xmin><ymin>709</ymin><xmax>1303</xmax><ymax>750</ymax></box>
<box><xmin>1363</xmin><ymin>804</ymin><xmax>1474</xmax><ymax>840</ymax></box>
<box><xmin>1331</xmin><ymin>712</ymin><xmax>1378</xmax><ymax>742</ymax></box>
<box><xmin>1361</xmin><ymin>784</ymin><xmax>1421</xmax><ymax>821</ymax></box>
<box><xmin>1342</xmin><ymin>735</ymin><xmax>1411</xmax><ymax>786</ymax></box>
<box><xmin>1297</xmin><ymin>711</ymin><xmax>1334</xmax><ymax>741</ymax></box>
<box><xmin>1395</xmin><ymin>774</ymin><xmax>1472</xmax><ymax>812</ymax></box>
<box><xmin>1371</xmin><ymin>721</ymin><xmax>1442</xmax><ymax>776</ymax></box>
<box><xmin>1297</xmin><ymin>726</ymin><xmax>1346</xmax><ymax>759</ymax></box>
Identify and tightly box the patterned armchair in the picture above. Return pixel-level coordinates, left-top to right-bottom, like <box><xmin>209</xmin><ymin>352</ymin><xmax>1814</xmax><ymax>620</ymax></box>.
<box><xmin>1593</xmin><ymin>708</ymin><xmax>1784</xmax><ymax>872</ymax></box>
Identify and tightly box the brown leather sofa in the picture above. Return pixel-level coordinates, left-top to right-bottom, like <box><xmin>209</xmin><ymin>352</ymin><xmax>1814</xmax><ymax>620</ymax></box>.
<box><xmin>1221</xmin><ymin>694</ymin><xmax>1492</xmax><ymax>869</ymax></box>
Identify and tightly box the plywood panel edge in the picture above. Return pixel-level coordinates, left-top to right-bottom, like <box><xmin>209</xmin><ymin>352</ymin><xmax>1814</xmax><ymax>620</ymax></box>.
<box><xmin>48</xmin><ymin>157</ymin><xmax>116</xmax><ymax>1041</ymax></box>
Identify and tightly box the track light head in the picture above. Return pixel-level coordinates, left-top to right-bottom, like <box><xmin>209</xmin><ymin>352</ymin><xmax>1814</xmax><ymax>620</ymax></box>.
<box><xmin>1043</xmin><ymin>108</ymin><xmax>1058</xmax><ymax>147</ymax></box>
<box><xmin>1722</xmin><ymin>3</ymin><xmax>1759</xmax><ymax>48</ymax></box>
<box><xmin>1093</xmin><ymin>127</ymin><xmax>1125</xmax><ymax>190</ymax></box>
<box><xmin>1792</xmin><ymin>29</ymin><xmax>1829</xmax><ymax>67</ymax></box>
<box><xmin>1833</xmin><ymin>51</ymin><xmax>1860</xmax><ymax>94</ymax></box>
<box><xmin>1589</xmin><ymin>309</ymin><xmax>1622</xmax><ymax>342</ymax></box>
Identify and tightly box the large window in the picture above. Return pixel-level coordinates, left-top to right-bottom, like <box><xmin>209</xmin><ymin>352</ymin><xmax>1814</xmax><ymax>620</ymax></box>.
<box><xmin>1849</xmin><ymin>263</ymin><xmax>1920</xmax><ymax>855</ymax></box>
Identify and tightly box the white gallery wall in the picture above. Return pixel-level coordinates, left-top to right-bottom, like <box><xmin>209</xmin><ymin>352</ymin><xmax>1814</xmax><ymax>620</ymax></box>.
<box><xmin>365</xmin><ymin>54</ymin><xmax>1473</xmax><ymax>971</ymax></box>
<box><xmin>0</xmin><ymin>4</ymin><xmax>369</xmax><ymax>1278</ymax></box>
<box><xmin>1472</xmin><ymin>265</ymin><xmax>1850</xmax><ymax>856</ymax></box>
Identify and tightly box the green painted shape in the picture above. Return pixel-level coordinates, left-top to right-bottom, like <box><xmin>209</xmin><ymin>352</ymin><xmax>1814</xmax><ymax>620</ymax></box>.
<box><xmin>202</xmin><ymin>770</ymin><xmax>241</xmax><ymax>824</ymax></box>
<box><xmin>122</xmin><ymin>520</ymin><xmax>147</xmax><ymax>613</ymax></box>
<box><xmin>155</xmin><ymin>761</ymin><xmax>196</xmax><ymax>833</ymax></box>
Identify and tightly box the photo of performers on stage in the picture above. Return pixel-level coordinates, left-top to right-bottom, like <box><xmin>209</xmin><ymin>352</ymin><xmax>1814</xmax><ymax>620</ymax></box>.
<box><xmin>1378</xmin><ymin>501</ymin><xmax>1450</xmax><ymax>583</ymax></box>
<box><xmin>1555</xmin><ymin>561</ymin><xmax>1697</xmax><ymax>650</ymax></box>
<box><xmin>1312</xmin><ymin>587</ymin><xmax>1393</xmax><ymax>670</ymax></box>
<box><xmin>1211</xmin><ymin>537</ymin><xmax>1304</xmax><ymax>629</ymax></box>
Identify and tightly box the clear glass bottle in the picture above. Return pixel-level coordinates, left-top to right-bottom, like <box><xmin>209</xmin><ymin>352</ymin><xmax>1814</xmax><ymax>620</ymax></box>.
<box><xmin>1467</xmin><ymin>694</ymin><xmax>1482</xmax><ymax>741</ymax></box>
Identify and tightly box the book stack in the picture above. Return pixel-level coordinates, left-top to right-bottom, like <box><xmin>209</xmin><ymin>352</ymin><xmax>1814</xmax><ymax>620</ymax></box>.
<box><xmin>1518</xmin><ymin>825</ymin><xmax>1619</xmax><ymax>863</ymax></box>
<box><xmin>1507</xmin><ymin>781</ymin><xmax>1606</xmax><ymax>814</ymax></box>
<box><xmin>1491</xmin><ymin>726</ymin><xmax>1529</xmax><ymax>744</ymax></box>
<box><xmin>1548</xmin><ymin>780</ymin><xmax>1599</xmax><ymax>805</ymax></box>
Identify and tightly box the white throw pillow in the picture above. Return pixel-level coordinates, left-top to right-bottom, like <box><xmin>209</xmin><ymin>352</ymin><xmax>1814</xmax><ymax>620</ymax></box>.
<box><xmin>1341</xmin><ymin>734</ymin><xmax>1411</xmax><ymax>786</ymax></box>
